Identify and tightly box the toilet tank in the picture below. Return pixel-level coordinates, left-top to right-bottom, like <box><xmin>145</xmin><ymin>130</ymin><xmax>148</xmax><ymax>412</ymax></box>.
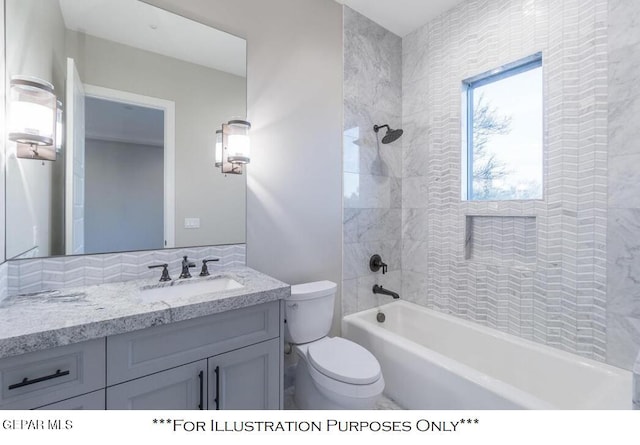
<box><xmin>284</xmin><ymin>281</ymin><xmax>337</xmax><ymax>344</ymax></box>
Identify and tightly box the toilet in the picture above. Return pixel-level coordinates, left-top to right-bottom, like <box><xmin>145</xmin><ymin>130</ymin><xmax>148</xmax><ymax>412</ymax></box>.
<box><xmin>285</xmin><ymin>280</ymin><xmax>384</xmax><ymax>409</ymax></box>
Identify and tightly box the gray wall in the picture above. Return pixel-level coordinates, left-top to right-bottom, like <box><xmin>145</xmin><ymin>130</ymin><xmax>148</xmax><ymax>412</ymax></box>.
<box><xmin>5</xmin><ymin>0</ymin><xmax>66</xmax><ymax>258</ymax></box>
<box><xmin>66</xmin><ymin>31</ymin><xmax>247</xmax><ymax>248</ymax></box>
<box><xmin>606</xmin><ymin>0</ymin><xmax>640</xmax><ymax>369</ymax></box>
<box><xmin>342</xmin><ymin>8</ymin><xmax>403</xmax><ymax>316</ymax></box>
<box><xmin>84</xmin><ymin>139</ymin><xmax>164</xmax><ymax>254</ymax></box>
<box><xmin>146</xmin><ymin>0</ymin><xmax>344</xmax><ymax>332</ymax></box>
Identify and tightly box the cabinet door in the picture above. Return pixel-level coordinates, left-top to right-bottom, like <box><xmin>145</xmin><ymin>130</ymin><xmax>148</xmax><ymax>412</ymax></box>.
<box><xmin>208</xmin><ymin>338</ymin><xmax>280</xmax><ymax>410</ymax></box>
<box><xmin>36</xmin><ymin>390</ymin><xmax>105</xmax><ymax>410</ymax></box>
<box><xmin>106</xmin><ymin>361</ymin><xmax>206</xmax><ymax>410</ymax></box>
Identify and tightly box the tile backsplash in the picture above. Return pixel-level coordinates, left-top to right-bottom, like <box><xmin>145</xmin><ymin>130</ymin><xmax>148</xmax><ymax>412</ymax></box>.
<box><xmin>7</xmin><ymin>244</ymin><xmax>246</xmax><ymax>295</ymax></box>
<box><xmin>0</xmin><ymin>262</ymin><xmax>7</xmax><ymax>303</ymax></box>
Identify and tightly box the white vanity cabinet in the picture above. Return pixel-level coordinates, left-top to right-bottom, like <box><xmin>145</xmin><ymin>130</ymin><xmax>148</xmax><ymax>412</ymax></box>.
<box><xmin>0</xmin><ymin>300</ymin><xmax>283</xmax><ymax>410</ymax></box>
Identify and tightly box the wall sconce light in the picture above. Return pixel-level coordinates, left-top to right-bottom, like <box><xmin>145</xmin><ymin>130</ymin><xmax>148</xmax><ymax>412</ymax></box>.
<box><xmin>9</xmin><ymin>75</ymin><xmax>57</xmax><ymax>161</ymax></box>
<box><xmin>55</xmin><ymin>99</ymin><xmax>63</xmax><ymax>153</ymax></box>
<box><xmin>220</xmin><ymin>119</ymin><xmax>251</xmax><ymax>175</ymax></box>
<box><xmin>214</xmin><ymin>129</ymin><xmax>223</xmax><ymax>167</ymax></box>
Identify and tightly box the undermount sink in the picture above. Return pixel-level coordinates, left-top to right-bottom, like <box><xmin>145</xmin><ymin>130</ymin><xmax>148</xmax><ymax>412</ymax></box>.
<box><xmin>140</xmin><ymin>277</ymin><xmax>243</xmax><ymax>302</ymax></box>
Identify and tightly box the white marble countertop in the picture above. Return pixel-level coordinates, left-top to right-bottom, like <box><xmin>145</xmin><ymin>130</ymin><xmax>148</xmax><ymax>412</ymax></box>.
<box><xmin>0</xmin><ymin>266</ymin><xmax>290</xmax><ymax>359</ymax></box>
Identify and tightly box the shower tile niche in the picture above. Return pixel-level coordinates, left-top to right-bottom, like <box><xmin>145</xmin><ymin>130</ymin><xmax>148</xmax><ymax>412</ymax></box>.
<box><xmin>465</xmin><ymin>216</ymin><xmax>537</xmax><ymax>267</ymax></box>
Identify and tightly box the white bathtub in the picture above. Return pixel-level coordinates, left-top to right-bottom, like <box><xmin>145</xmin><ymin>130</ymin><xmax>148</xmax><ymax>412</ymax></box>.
<box><xmin>342</xmin><ymin>301</ymin><xmax>632</xmax><ymax>409</ymax></box>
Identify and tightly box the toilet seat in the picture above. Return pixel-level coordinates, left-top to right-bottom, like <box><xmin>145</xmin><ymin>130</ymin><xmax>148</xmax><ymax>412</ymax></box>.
<box><xmin>308</xmin><ymin>337</ymin><xmax>381</xmax><ymax>384</ymax></box>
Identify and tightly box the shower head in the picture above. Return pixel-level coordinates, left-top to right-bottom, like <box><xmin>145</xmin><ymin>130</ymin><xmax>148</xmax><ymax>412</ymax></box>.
<box><xmin>373</xmin><ymin>124</ymin><xmax>403</xmax><ymax>144</ymax></box>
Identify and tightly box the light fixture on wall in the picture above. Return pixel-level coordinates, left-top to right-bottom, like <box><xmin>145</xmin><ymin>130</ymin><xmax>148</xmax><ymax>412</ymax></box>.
<box><xmin>220</xmin><ymin>119</ymin><xmax>251</xmax><ymax>175</ymax></box>
<box><xmin>55</xmin><ymin>99</ymin><xmax>63</xmax><ymax>153</ymax></box>
<box><xmin>214</xmin><ymin>129</ymin><xmax>223</xmax><ymax>167</ymax></box>
<box><xmin>8</xmin><ymin>75</ymin><xmax>58</xmax><ymax>161</ymax></box>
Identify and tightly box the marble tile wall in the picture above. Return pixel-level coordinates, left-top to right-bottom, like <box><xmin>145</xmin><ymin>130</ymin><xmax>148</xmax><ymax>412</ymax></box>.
<box><xmin>606</xmin><ymin>0</ymin><xmax>640</xmax><ymax>369</ymax></box>
<box><xmin>342</xmin><ymin>7</ymin><xmax>403</xmax><ymax>315</ymax></box>
<box><xmin>465</xmin><ymin>216</ymin><xmax>537</xmax><ymax>266</ymax></box>
<box><xmin>7</xmin><ymin>244</ymin><xmax>246</xmax><ymax>295</ymax></box>
<box><xmin>401</xmin><ymin>0</ymin><xmax>610</xmax><ymax>362</ymax></box>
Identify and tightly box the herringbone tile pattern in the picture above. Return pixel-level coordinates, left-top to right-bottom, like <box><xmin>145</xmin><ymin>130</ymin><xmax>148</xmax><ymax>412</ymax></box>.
<box><xmin>7</xmin><ymin>244</ymin><xmax>246</xmax><ymax>295</ymax></box>
<box><xmin>401</xmin><ymin>0</ymin><xmax>608</xmax><ymax>361</ymax></box>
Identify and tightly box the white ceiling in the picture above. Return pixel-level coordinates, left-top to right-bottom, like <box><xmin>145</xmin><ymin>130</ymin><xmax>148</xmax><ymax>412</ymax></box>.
<box><xmin>58</xmin><ymin>0</ymin><xmax>246</xmax><ymax>77</ymax></box>
<box><xmin>85</xmin><ymin>97</ymin><xmax>164</xmax><ymax>147</ymax></box>
<box><xmin>335</xmin><ymin>0</ymin><xmax>467</xmax><ymax>37</ymax></box>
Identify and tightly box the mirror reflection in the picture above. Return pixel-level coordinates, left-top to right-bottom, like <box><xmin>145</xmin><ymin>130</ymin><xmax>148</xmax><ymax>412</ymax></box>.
<box><xmin>5</xmin><ymin>0</ymin><xmax>247</xmax><ymax>259</ymax></box>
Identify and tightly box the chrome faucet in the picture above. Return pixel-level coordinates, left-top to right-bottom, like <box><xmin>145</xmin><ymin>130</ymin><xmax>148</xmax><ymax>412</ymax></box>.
<box><xmin>372</xmin><ymin>284</ymin><xmax>399</xmax><ymax>299</ymax></box>
<box><xmin>179</xmin><ymin>256</ymin><xmax>196</xmax><ymax>279</ymax></box>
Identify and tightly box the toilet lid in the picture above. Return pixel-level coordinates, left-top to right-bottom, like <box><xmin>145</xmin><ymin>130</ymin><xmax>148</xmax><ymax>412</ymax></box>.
<box><xmin>308</xmin><ymin>337</ymin><xmax>381</xmax><ymax>385</ymax></box>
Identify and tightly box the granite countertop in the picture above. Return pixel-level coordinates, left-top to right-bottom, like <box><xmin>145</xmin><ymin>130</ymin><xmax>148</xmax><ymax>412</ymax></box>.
<box><xmin>0</xmin><ymin>266</ymin><xmax>290</xmax><ymax>359</ymax></box>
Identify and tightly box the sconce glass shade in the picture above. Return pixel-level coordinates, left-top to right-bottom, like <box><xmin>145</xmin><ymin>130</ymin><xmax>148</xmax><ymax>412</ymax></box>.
<box><xmin>55</xmin><ymin>99</ymin><xmax>63</xmax><ymax>152</ymax></box>
<box><xmin>214</xmin><ymin>129</ymin><xmax>223</xmax><ymax>167</ymax></box>
<box><xmin>226</xmin><ymin>119</ymin><xmax>251</xmax><ymax>164</ymax></box>
<box><xmin>9</xmin><ymin>76</ymin><xmax>56</xmax><ymax>147</ymax></box>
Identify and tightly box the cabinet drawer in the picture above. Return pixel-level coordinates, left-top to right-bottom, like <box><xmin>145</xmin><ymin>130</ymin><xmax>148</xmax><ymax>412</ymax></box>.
<box><xmin>36</xmin><ymin>389</ymin><xmax>105</xmax><ymax>410</ymax></box>
<box><xmin>107</xmin><ymin>301</ymin><xmax>279</xmax><ymax>385</ymax></box>
<box><xmin>0</xmin><ymin>339</ymin><xmax>106</xmax><ymax>410</ymax></box>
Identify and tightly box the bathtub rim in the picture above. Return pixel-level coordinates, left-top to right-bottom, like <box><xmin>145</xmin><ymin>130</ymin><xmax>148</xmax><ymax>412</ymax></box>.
<box><xmin>343</xmin><ymin>300</ymin><xmax>631</xmax><ymax>409</ymax></box>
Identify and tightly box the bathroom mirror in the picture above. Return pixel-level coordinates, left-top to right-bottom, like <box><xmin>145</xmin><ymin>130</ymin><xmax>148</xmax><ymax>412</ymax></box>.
<box><xmin>4</xmin><ymin>0</ymin><xmax>247</xmax><ymax>259</ymax></box>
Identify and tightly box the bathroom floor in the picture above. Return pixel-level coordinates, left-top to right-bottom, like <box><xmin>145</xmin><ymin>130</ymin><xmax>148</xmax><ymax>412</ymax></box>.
<box><xmin>283</xmin><ymin>386</ymin><xmax>403</xmax><ymax>410</ymax></box>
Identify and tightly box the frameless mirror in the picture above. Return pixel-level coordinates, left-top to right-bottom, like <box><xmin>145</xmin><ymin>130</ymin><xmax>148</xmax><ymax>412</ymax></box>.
<box><xmin>5</xmin><ymin>0</ymin><xmax>247</xmax><ymax>259</ymax></box>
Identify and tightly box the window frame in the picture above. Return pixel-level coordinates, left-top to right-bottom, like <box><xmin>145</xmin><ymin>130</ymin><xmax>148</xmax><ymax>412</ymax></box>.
<box><xmin>462</xmin><ymin>53</ymin><xmax>543</xmax><ymax>201</ymax></box>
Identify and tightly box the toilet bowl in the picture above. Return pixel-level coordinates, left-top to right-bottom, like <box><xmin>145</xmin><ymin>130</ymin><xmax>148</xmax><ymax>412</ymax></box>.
<box><xmin>285</xmin><ymin>281</ymin><xmax>384</xmax><ymax>409</ymax></box>
<box><xmin>293</xmin><ymin>337</ymin><xmax>384</xmax><ymax>409</ymax></box>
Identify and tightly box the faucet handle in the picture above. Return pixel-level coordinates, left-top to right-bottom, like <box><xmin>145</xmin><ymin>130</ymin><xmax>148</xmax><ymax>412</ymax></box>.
<box><xmin>148</xmin><ymin>264</ymin><xmax>171</xmax><ymax>282</ymax></box>
<box><xmin>199</xmin><ymin>258</ymin><xmax>220</xmax><ymax>276</ymax></box>
<box><xmin>369</xmin><ymin>254</ymin><xmax>388</xmax><ymax>274</ymax></box>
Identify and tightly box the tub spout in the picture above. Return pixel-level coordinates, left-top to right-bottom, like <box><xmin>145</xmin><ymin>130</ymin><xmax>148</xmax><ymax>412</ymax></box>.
<box><xmin>372</xmin><ymin>284</ymin><xmax>399</xmax><ymax>299</ymax></box>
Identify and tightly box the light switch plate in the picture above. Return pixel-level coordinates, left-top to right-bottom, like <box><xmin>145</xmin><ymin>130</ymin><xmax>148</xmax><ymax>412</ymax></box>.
<box><xmin>184</xmin><ymin>218</ymin><xmax>200</xmax><ymax>229</ymax></box>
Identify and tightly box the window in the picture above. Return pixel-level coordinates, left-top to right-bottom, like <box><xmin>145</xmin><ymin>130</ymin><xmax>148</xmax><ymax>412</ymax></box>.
<box><xmin>463</xmin><ymin>54</ymin><xmax>543</xmax><ymax>201</ymax></box>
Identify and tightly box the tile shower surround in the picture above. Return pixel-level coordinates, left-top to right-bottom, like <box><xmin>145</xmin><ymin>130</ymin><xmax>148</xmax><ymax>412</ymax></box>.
<box><xmin>4</xmin><ymin>244</ymin><xmax>246</xmax><ymax>296</ymax></box>
<box><xmin>342</xmin><ymin>0</ymin><xmax>640</xmax><ymax>370</ymax></box>
<box><xmin>606</xmin><ymin>0</ymin><xmax>640</xmax><ymax>369</ymax></box>
<box><xmin>342</xmin><ymin>7</ymin><xmax>403</xmax><ymax>316</ymax></box>
<box><xmin>402</xmin><ymin>0</ymin><xmax>609</xmax><ymax>363</ymax></box>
